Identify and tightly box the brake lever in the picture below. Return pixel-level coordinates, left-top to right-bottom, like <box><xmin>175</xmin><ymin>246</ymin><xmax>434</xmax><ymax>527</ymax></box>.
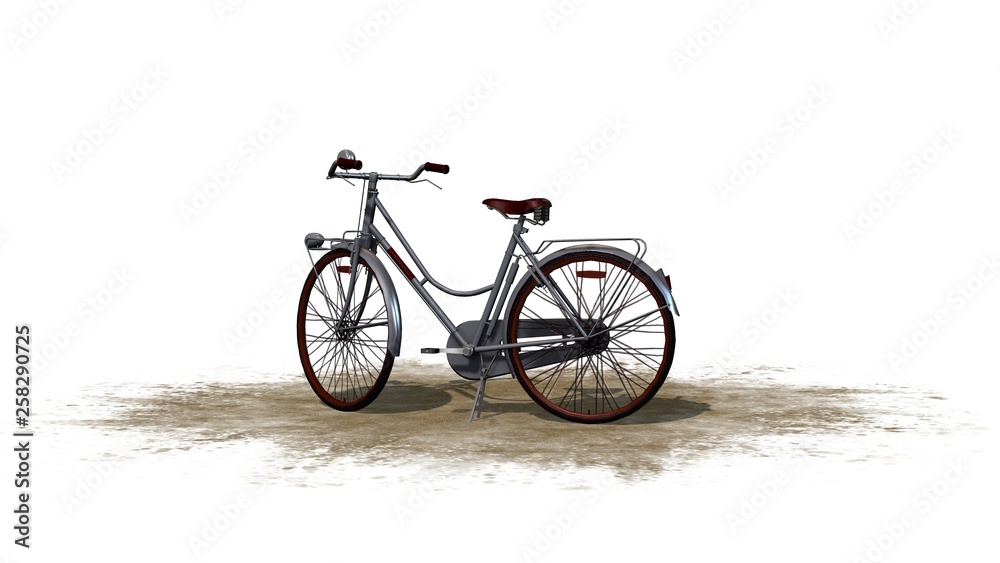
<box><xmin>409</xmin><ymin>178</ymin><xmax>443</xmax><ymax>190</ymax></box>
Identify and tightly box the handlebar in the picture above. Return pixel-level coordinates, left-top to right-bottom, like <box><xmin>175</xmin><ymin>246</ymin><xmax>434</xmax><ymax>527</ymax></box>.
<box><xmin>326</xmin><ymin>157</ymin><xmax>362</xmax><ymax>178</ymax></box>
<box><xmin>423</xmin><ymin>162</ymin><xmax>450</xmax><ymax>175</ymax></box>
<box><xmin>338</xmin><ymin>157</ymin><xmax>363</xmax><ymax>170</ymax></box>
<box><xmin>326</xmin><ymin>149</ymin><xmax>449</xmax><ymax>182</ymax></box>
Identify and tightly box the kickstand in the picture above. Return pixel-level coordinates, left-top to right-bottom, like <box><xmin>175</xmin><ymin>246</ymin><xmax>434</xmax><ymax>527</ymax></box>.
<box><xmin>469</xmin><ymin>352</ymin><xmax>501</xmax><ymax>422</ymax></box>
<box><xmin>469</xmin><ymin>373</ymin><xmax>487</xmax><ymax>422</ymax></box>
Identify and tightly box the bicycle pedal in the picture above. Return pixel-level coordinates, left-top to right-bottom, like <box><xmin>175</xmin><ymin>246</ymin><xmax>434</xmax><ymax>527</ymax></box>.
<box><xmin>420</xmin><ymin>348</ymin><xmax>440</xmax><ymax>354</ymax></box>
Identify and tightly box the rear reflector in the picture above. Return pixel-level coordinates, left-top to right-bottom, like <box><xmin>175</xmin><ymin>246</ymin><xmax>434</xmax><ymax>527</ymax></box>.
<box><xmin>336</xmin><ymin>266</ymin><xmax>351</xmax><ymax>274</ymax></box>
<box><xmin>576</xmin><ymin>270</ymin><xmax>606</xmax><ymax>279</ymax></box>
<box><xmin>664</xmin><ymin>274</ymin><xmax>672</xmax><ymax>291</ymax></box>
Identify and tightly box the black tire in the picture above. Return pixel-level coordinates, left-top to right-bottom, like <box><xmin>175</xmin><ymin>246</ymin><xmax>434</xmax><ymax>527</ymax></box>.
<box><xmin>296</xmin><ymin>248</ymin><xmax>393</xmax><ymax>410</ymax></box>
<box><xmin>506</xmin><ymin>251</ymin><xmax>675</xmax><ymax>423</ymax></box>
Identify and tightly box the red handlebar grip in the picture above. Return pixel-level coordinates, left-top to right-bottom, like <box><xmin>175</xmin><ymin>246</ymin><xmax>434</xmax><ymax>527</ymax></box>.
<box><xmin>337</xmin><ymin>157</ymin><xmax>363</xmax><ymax>170</ymax></box>
<box><xmin>424</xmin><ymin>162</ymin><xmax>450</xmax><ymax>174</ymax></box>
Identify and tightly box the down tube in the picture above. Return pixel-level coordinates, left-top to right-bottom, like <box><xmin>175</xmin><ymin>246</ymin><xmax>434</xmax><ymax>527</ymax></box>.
<box><xmin>368</xmin><ymin>224</ymin><xmax>464</xmax><ymax>345</ymax></box>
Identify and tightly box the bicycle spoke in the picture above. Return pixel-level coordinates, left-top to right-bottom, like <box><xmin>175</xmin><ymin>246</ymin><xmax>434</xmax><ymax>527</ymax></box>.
<box><xmin>602</xmin><ymin>352</ymin><xmax>643</xmax><ymax>402</ymax></box>
<box><xmin>594</xmin><ymin>354</ymin><xmax>622</xmax><ymax>412</ymax></box>
<box><xmin>605</xmin><ymin>346</ymin><xmax>655</xmax><ymax>386</ymax></box>
<box><xmin>306</xmin><ymin>298</ymin><xmax>341</xmax><ymax>338</ymax></box>
<box><xmin>555</xmin><ymin>356</ymin><xmax>587</xmax><ymax>411</ymax></box>
<box><xmin>533</xmin><ymin>354</ymin><xmax>576</xmax><ymax>398</ymax></box>
<box><xmin>602</xmin><ymin>274</ymin><xmax>644</xmax><ymax>328</ymax></box>
<box><xmin>558</xmin><ymin>266</ymin><xmax>595</xmax><ymax>321</ymax></box>
<box><xmin>607</xmin><ymin>343</ymin><xmax>660</xmax><ymax>373</ymax></box>
<box><xmin>530</xmin><ymin>281</ymin><xmax>568</xmax><ymax>314</ymax></box>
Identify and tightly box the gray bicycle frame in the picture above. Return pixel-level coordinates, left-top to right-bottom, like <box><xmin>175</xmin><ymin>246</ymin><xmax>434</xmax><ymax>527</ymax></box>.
<box><xmin>333</xmin><ymin>170</ymin><xmax>589</xmax><ymax>357</ymax></box>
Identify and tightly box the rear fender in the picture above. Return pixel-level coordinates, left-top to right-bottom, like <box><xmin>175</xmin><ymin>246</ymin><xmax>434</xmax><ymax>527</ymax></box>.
<box><xmin>505</xmin><ymin>244</ymin><xmax>679</xmax><ymax>322</ymax></box>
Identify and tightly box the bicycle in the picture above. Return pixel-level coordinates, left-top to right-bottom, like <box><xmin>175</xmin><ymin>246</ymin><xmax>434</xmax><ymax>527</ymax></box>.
<box><xmin>296</xmin><ymin>150</ymin><xmax>680</xmax><ymax>423</ymax></box>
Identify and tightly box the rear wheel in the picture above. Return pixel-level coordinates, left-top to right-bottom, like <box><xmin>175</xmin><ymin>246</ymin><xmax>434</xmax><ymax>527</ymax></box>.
<box><xmin>506</xmin><ymin>251</ymin><xmax>675</xmax><ymax>423</ymax></box>
<box><xmin>296</xmin><ymin>248</ymin><xmax>393</xmax><ymax>410</ymax></box>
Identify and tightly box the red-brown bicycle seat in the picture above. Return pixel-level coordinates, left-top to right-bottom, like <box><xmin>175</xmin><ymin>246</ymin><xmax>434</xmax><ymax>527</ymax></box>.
<box><xmin>482</xmin><ymin>198</ymin><xmax>552</xmax><ymax>215</ymax></box>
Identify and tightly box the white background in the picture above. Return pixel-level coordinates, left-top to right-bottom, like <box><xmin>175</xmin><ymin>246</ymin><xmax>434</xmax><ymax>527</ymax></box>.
<box><xmin>2</xmin><ymin>0</ymin><xmax>998</xmax><ymax>561</ymax></box>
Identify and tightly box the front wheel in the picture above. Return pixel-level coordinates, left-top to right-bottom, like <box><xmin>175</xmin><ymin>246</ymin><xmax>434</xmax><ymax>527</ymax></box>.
<box><xmin>505</xmin><ymin>251</ymin><xmax>675</xmax><ymax>423</ymax></box>
<box><xmin>296</xmin><ymin>248</ymin><xmax>394</xmax><ymax>411</ymax></box>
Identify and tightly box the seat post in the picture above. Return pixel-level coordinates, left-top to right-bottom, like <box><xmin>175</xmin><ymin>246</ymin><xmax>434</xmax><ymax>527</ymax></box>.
<box><xmin>513</xmin><ymin>215</ymin><xmax>527</xmax><ymax>235</ymax></box>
